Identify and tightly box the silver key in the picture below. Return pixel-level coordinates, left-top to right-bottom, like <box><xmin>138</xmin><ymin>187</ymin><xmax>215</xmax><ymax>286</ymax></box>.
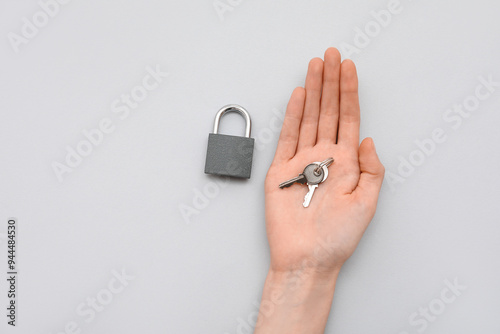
<box><xmin>303</xmin><ymin>162</ymin><xmax>329</xmax><ymax>208</ymax></box>
<box><xmin>279</xmin><ymin>163</ymin><xmax>324</xmax><ymax>189</ymax></box>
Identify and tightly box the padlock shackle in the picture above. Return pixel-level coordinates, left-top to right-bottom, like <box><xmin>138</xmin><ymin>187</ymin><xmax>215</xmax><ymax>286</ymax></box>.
<box><xmin>213</xmin><ymin>104</ymin><xmax>251</xmax><ymax>138</ymax></box>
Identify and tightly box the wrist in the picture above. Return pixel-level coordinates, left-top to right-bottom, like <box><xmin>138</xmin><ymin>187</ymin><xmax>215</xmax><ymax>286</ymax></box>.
<box><xmin>254</xmin><ymin>268</ymin><xmax>340</xmax><ymax>334</ymax></box>
<box><xmin>265</xmin><ymin>267</ymin><xmax>339</xmax><ymax>302</ymax></box>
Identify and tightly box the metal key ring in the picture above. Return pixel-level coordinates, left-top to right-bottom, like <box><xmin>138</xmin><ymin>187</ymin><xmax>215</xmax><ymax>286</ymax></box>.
<box><xmin>314</xmin><ymin>157</ymin><xmax>334</xmax><ymax>175</ymax></box>
<box><xmin>313</xmin><ymin>161</ymin><xmax>329</xmax><ymax>182</ymax></box>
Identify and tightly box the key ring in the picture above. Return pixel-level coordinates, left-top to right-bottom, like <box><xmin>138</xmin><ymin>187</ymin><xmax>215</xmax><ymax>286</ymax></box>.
<box><xmin>313</xmin><ymin>157</ymin><xmax>334</xmax><ymax>176</ymax></box>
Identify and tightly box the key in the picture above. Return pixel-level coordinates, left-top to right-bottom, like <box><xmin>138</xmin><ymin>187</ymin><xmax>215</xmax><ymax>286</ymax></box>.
<box><xmin>303</xmin><ymin>162</ymin><xmax>329</xmax><ymax>208</ymax></box>
<box><xmin>279</xmin><ymin>163</ymin><xmax>324</xmax><ymax>189</ymax></box>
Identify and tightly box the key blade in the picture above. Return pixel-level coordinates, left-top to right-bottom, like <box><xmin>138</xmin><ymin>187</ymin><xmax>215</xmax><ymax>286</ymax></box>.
<box><xmin>279</xmin><ymin>182</ymin><xmax>294</xmax><ymax>189</ymax></box>
<box><xmin>279</xmin><ymin>174</ymin><xmax>306</xmax><ymax>189</ymax></box>
<box><xmin>303</xmin><ymin>184</ymin><xmax>318</xmax><ymax>207</ymax></box>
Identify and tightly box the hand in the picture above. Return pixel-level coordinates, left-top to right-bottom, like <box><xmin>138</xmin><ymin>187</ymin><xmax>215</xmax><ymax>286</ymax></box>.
<box><xmin>255</xmin><ymin>48</ymin><xmax>384</xmax><ymax>334</ymax></box>
<box><xmin>265</xmin><ymin>48</ymin><xmax>384</xmax><ymax>275</ymax></box>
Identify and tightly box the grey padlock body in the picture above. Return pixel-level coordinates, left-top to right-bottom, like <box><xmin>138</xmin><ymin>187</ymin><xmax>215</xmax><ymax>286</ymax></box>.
<box><xmin>204</xmin><ymin>105</ymin><xmax>255</xmax><ymax>179</ymax></box>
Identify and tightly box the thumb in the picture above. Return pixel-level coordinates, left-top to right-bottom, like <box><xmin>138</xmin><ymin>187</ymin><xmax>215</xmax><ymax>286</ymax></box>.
<box><xmin>354</xmin><ymin>137</ymin><xmax>385</xmax><ymax>207</ymax></box>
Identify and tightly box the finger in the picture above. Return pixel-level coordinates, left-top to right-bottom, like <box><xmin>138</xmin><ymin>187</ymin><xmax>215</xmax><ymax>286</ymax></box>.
<box><xmin>353</xmin><ymin>138</ymin><xmax>385</xmax><ymax>214</ymax></box>
<box><xmin>273</xmin><ymin>87</ymin><xmax>306</xmax><ymax>162</ymax></box>
<box><xmin>297</xmin><ymin>58</ymin><xmax>323</xmax><ymax>150</ymax></box>
<box><xmin>338</xmin><ymin>59</ymin><xmax>360</xmax><ymax>150</ymax></box>
<box><xmin>317</xmin><ymin>47</ymin><xmax>341</xmax><ymax>144</ymax></box>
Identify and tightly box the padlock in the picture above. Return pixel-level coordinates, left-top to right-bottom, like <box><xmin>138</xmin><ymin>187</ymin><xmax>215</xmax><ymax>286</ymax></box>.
<box><xmin>204</xmin><ymin>104</ymin><xmax>255</xmax><ymax>179</ymax></box>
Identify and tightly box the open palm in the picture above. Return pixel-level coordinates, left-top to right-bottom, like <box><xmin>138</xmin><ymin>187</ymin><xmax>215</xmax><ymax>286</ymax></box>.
<box><xmin>264</xmin><ymin>48</ymin><xmax>385</xmax><ymax>274</ymax></box>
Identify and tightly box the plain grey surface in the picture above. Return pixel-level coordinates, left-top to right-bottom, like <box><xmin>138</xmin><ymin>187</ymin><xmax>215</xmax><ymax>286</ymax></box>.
<box><xmin>1</xmin><ymin>0</ymin><xmax>500</xmax><ymax>333</ymax></box>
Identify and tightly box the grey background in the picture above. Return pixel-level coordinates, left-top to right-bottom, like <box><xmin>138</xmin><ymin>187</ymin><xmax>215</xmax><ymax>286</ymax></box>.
<box><xmin>1</xmin><ymin>0</ymin><xmax>499</xmax><ymax>333</ymax></box>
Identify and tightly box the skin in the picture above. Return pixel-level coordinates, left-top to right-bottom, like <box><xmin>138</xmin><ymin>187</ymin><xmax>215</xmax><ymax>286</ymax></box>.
<box><xmin>254</xmin><ymin>48</ymin><xmax>385</xmax><ymax>333</ymax></box>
